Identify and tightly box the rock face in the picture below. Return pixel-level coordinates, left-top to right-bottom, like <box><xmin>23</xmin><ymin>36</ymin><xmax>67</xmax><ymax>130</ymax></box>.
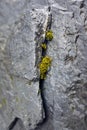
<box><xmin>0</xmin><ymin>0</ymin><xmax>49</xmax><ymax>130</ymax></box>
<box><xmin>39</xmin><ymin>0</ymin><xmax>87</xmax><ymax>130</ymax></box>
<box><xmin>0</xmin><ymin>0</ymin><xmax>87</xmax><ymax>130</ymax></box>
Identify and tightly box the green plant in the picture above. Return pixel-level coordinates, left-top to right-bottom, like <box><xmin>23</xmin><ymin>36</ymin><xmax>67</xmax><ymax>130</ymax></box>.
<box><xmin>39</xmin><ymin>56</ymin><xmax>52</xmax><ymax>79</ymax></box>
<box><xmin>46</xmin><ymin>30</ymin><xmax>53</xmax><ymax>41</ymax></box>
<box><xmin>41</xmin><ymin>43</ymin><xmax>47</xmax><ymax>49</ymax></box>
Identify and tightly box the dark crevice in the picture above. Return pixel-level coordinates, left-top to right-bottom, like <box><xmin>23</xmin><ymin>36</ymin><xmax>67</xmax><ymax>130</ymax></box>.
<box><xmin>39</xmin><ymin>80</ymin><xmax>48</xmax><ymax>122</ymax></box>
<box><xmin>8</xmin><ymin>117</ymin><xmax>26</xmax><ymax>130</ymax></box>
<box><xmin>75</xmin><ymin>35</ymin><xmax>79</xmax><ymax>43</ymax></box>
<box><xmin>36</xmin><ymin>6</ymin><xmax>52</xmax><ymax>127</ymax></box>
<box><xmin>8</xmin><ymin>117</ymin><xmax>19</xmax><ymax>130</ymax></box>
<box><xmin>80</xmin><ymin>0</ymin><xmax>85</xmax><ymax>8</ymax></box>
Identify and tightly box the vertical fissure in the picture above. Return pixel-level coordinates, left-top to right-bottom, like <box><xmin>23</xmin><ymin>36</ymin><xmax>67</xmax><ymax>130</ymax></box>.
<box><xmin>8</xmin><ymin>7</ymin><xmax>53</xmax><ymax>130</ymax></box>
<box><xmin>37</xmin><ymin>6</ymin><xmax>53</xmax><ymax>125</ymax></box>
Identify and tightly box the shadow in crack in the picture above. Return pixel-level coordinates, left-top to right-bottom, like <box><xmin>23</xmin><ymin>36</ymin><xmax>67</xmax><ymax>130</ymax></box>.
<box><xmin>8</xmin><ymin>117</ymin><xmax>26</xmax><ymax>130</ymax></box>
<box><xmin>39</xmin><ymin>79</ymin><xmax>48</xmax><ymax>122</ymax></box>
<box><xmin>35</xmin><ymin>6</ymin><xmax>53</xmax><ymax>129</ymax></box>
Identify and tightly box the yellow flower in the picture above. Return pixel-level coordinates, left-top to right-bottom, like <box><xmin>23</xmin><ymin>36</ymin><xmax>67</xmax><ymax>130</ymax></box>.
<box><xmin>46</xmin><ymin>30</ymin><xmax>53</xmax><ymax>41</ymax></box>
<box><xmin>39</xmin><ymin>56</ymin><xmax>52</xmax><ymax>79</ymax></box>
<box><xmin>41</xmin><ymin>43</ymin><xmax>47</xmax><ymax>49</ymax></box>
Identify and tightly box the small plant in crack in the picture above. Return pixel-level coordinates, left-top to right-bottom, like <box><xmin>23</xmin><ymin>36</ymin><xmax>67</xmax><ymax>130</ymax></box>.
<box><xmin>45</xmin><ymin>30</ymin><xmax>53</xmax><ymax>41</ymax></box>
<box><xmin>41</xmin><ymin>43</ymin><xmax>47</xmax><ymax>50</ymax></box>
<box><xmin>39</xmin><ymin>56</ymin><xmax>52</xmax><ymax>79</ymax></box>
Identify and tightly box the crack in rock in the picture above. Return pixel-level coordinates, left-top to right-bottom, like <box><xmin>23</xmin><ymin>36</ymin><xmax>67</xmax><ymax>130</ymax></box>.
<box><xmin>34</xmin><ymin>6</ymin><xmax>53</xmax><ymax>128</ymax></box>
<box><xmin>7</xmin><ymin>7</ymin><xmax>52</xmax><ymax>130</ymax></box>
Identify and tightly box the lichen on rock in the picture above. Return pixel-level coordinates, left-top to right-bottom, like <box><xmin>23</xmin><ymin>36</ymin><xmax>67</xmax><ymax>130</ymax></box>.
<box><xmin>39</xmin><ymin>56</ymin><xmax>52</xmax><ymax>79</ymax></box>
<box><xmin>45</xmin><ymin>30</ymin><xmax>53</xmax><ymax>41</ymax></box>
<box><xmin>41</xmin><ymin>43</ymin><xmax>47</xmax><ymax>50</ymax></box>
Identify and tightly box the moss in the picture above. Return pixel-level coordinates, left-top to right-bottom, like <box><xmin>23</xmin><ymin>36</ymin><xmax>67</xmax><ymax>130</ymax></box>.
<box><xmin>0</xmin><ymin>103</ymin><xmax>2</xmax><ymax>108</ymax></box>
<box><xmin>2</xmin><ymin>98</ymin><xmax>6</xmax><ymax>105</ymax></box>
<box><xmin>28</xmin><ymin>80</ymin><xmax>32</xmax><ymax>85</ymax></box>
<box><xmin>39</xmin><ymin>56</ymin><xmax>52</xmax><ymax>79</ymax></box>
<box><xmin>46</xmin><ymin>30</ymin><xmax>53</xmax><ymax>41</ymax></box>
<box><xmin>41</xmin><ymin>43</ymin><xmax>47</xmax><ymax>49</ymax></box>
<box><xmin>10</xmin><ymin>75</ymin><xmax>13</xmax><ymax>80</ymax></box>
<box><xmin>16</xmin><ymin>97</ymin><xmax>19</xmax><ymax>102</ymax></box>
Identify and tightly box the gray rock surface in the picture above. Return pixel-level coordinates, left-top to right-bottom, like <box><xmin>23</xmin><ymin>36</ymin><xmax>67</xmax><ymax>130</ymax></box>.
<box><xmin>0</xmin><ymin>0</ymin><xmax>49</xmax><ymax>130</ymax></box>
<box><xmin>0</xmin><ymin>0</ymin><xmax>87</xmax><ymax>130</ymax></box>
<box><xmin>39</xmin><ymin>0</ymin><xmax>87</xmax><ymax>130</ymax></box>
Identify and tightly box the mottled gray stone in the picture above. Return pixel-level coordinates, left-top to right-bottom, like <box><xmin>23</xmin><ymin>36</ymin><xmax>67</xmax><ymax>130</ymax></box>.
<box><xmin>0</xmin><ymin>0</ymin><xmax>50</xmax><ymax>130</ymax></box>
<box><xmin>41</xmin><ymin>0</ymin><xmax>87</xmax><ymax>130</ymax></box>
<box><xmin>0</xmin><ymin>0</ymin><xmax>87</xmax><ymax>130</ymax></box>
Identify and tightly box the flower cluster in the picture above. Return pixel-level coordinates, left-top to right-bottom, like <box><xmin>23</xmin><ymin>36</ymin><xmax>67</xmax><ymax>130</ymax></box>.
<box><xmin>39</xmin><ymin>56</ymin><xmax>52</xmax><ymax>79</ymax></box>
<box><xmin>45</xmin><ymin>30</ymin><xmax>53</xmax><ymax>41</ymax></box>
<box><xmin>39</xmin><ymin>29</ymin><xmax>53</xmax><ymax>79</ymax></box>
<box><xmin>41</xmin><ymin>43</ymin><xmax>47</xmax><ymax>49</ymax></box>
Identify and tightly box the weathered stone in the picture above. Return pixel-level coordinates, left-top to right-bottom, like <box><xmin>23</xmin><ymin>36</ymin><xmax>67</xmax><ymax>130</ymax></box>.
<box><xmin>0</xmin><ymin>0</ymin><xmax>87</xmax><ymax>130</ymax></box>
<box><xmin>0</xmin><ymin>0</ymin><xmax>50</xmax><ymax>130</ymax></box>
<box><xmin>40</xmin><ymin>0</ymin><xmax>87</xmax><ymax>130</ymax></box>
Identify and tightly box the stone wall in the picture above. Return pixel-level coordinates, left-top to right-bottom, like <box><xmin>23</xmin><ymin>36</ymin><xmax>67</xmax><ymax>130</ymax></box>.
<box><xmin>0</xmin><ymin>0</ymin><xmax>87</xmax><ymax>130</ymax></box>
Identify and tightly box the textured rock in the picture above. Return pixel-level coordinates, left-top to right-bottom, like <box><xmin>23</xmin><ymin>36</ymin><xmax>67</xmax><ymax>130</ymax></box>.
<box><xmin>0</xmin><ymin>0</ymin><xmax>87</xmax><ymax>130</ymax></box>
<box><xmin>8</xmin><ymin>118</ymin><xmax>26</xmax><ymax>130</ymax></box>
<box><xmin>0</xmin><ymin>0</ymin><xmax>50</xmax><ymax>130</ymax></box>
<box><xmin>38</xmin><ymin>0</ymin><xmax>87</xmax><ymax>130</ymax></box>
